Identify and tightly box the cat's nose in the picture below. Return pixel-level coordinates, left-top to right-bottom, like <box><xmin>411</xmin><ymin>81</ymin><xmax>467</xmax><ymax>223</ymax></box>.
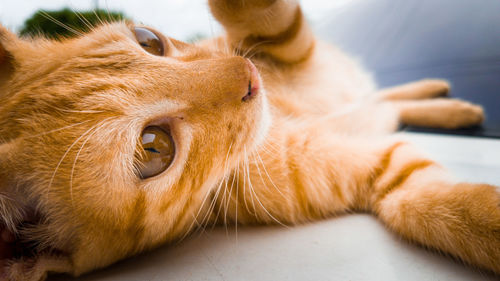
<box><xmin>183</xmin><ymin>57</ymin><xmax>262</xmax><ymax>105</ymax></box>
<box><xmin>241</xmin><ymin>59</ymin><xmax>261</xmax><ymax>102</ymax></box>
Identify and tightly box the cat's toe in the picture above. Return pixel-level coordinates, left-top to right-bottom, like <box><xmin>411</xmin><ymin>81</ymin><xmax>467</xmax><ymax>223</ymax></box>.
<box><xmin>3</xmin><ymin>254</ymin><xmax>72</xmax><ymax>281</ymax></box>
<box><xmin>422</xmin><ymin>79</ymin><xmax>450</xmax><ymax>98</ymax></box>
<box><xmin>446</xmin><ymin>100</ymin><xmax>484</xmax><ymax>128</ymax></box>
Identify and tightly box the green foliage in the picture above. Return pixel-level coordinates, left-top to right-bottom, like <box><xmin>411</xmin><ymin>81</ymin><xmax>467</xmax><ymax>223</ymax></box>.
<box><xmin>20</xmin><ymin>8</ymin><xmax>127</xmax><ymax>39</ymax></box>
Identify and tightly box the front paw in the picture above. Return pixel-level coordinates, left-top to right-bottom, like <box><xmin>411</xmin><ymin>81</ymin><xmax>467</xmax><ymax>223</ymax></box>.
<box><xmin>2</xmin><ymin>254</ymin><xmax>72</xmax><ymax>281</ymax></box>
<box><xmin>396</xmin><ymin>98</ymin><xmax>485</xmax><ymax>129</ymax></box>
<box><xmin>209</xmin><ymin>0</ymin><xmax>278</xmax><ymax>12</ymax></box>
<box><xmin>442</xmin><ymin>99</ymin><xmax>484</xmax><ymax>129</ymax></box>
<box><xmin>209</xmin><ymin>0</ymin><xmax>297</xmax><ymax>33</ymax></box>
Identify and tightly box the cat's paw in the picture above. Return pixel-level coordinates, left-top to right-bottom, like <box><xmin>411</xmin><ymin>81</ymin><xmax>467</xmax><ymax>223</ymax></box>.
<box><xmin>416</xmin><ymin>79</ymin><xmax>450</xmax><ymax>98</ymax></box>
<box><xmin>1</xmin><ymin>254</ymin><xmax>72</xmax><ymax>281</ymax></box>
<box><xmin>440</xmin><ymin>99</ymin><xmax>484</xmax><ymax>129</ymax></box>
<box><xmin>378</xmin><ymin>79</ymin><xmax>450</xmax><ymax>101</ymax></box>
<box><xmin>397</xmin><ymin>98</ymin><xmax>485</xmax><ymax>129</ymax></box>
<box><xmin>209</xmin><ymin>0</ymin><xmax>298</xmax><ymax>35</ymax></box>
<box><xmin>209</xmin><ymin>0</ymin><xmax>278</xmax><ymax>12</ymax></box>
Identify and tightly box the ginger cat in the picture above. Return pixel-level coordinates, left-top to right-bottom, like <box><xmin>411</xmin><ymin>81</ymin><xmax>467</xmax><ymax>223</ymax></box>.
<box><xmin>0</xmin><ymin>1</ymin><xmax>498</xmax><ymax>280</ymax></box>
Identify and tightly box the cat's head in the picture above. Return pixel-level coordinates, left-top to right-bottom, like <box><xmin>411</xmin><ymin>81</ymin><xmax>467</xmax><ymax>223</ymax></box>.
<box><xmin>0</xmin><ymin>22</ymin><xmax>270</xmax><ymax>276</ymax></box>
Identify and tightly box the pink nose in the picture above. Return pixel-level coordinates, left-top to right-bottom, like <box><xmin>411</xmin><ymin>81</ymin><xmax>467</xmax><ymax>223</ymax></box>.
<box><xmin>242</xmin><ymin>59</ymin><xmax>261</xmax><ymax>102</ymax></box>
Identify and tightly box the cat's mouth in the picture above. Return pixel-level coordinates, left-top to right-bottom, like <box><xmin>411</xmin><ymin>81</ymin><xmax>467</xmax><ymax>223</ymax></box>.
<box><xmin>0</xmin><ymin>221</ymin><xmax>36</xmax><ymax>261</ymax></box>
<box><xmin>0</xmin><ymin>209</ymin><xmax>60</xmax><ymax>273</ymax></box>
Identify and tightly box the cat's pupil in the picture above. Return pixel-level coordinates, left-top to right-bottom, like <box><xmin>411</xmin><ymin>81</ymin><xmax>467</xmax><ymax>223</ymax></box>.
<box><xmin>134</xmin><ymin>27</ymin><xmax>165</xmax><ymax>56</ymax></box>
<box><xmin>145</xmin><ymin>147</ymin><xmax>160</xmax><ymax>153</ymax></box>
<box><xmin>136</xmin><ymin>126</ymin><xmax>175</xmax><ymax>179</ymax></box>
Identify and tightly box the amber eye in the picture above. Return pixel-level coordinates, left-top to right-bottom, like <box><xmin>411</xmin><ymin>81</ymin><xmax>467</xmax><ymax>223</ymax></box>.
<box><xmin>134</xmin><ymin>27</ymin><xmax>165</xmax><ymax>56</ymax></box>
<box><xmin>136</xmin><ymin>126</ymin><xmax>175</xmax><ymax>179</ymax></box>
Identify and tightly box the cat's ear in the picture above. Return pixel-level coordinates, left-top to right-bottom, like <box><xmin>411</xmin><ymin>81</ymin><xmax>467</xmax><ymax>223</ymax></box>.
<box><xmin>0</xmin><ymin>25</ymin><xmax>19</xmax><ymax>88</ymax></box>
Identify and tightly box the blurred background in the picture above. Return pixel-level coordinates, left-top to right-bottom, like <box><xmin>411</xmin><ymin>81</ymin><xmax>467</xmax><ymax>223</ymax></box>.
<box><xmin>1</xmin><ymin>0</ymin><xmax>499</xmax><ymax>137</ymax></box>
<box><xmin>0</xmin><ymin>0</ymin><xmax>354</xmax><ymax>40</ymax></box>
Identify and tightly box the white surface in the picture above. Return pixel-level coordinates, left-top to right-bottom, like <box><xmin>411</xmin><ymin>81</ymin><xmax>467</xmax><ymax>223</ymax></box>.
<box><xmin>51</xmin><ymin>133</ymin><xmax>500</xmax><ymax>281</ymax></box>
<box><xmin>401</xmin><ymin>132</ymin><xmax>500</xmax><ymax>184</ymax></box>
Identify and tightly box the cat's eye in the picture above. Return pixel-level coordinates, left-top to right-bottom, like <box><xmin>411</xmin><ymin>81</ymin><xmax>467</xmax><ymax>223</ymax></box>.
<box><xmin>134</xmin><ymin>27</ymin><xmax>165</xmax><ymax>56</ymax></box>
<box><xmin>136</xmin><ymin>126</ymin><xmax>175</xmax><ymax>179</ymax></box>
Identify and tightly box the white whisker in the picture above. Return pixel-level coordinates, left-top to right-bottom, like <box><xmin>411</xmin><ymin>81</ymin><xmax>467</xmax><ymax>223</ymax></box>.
<box><xmin>225</xmin><ymin>157</ymin><xmax>238</xmax><ymax>236</ymax></box>
<box><xmin>68</xmin><ymin>6</ymin><xmax>94</xmax><ymax>31</ymax></box>
<box><xmin>247</xmin><ymin>172</ymin><xmax>288</xmax><ymax>228</ymax></box>
<box><xmin>69</xmin><ymin>118</ymin><xmax>110</xmax><ymax>206</ymax></box>
<box><xmin>210</xmin><ymin>142</ymin><xmax>233</xmax><ymax>230</ymax></box>
<box><xmin>23</xmin><ymin>120</ymin><xmax>90</xmax><ymax>140</ymax></box>
<box><xmin>47</xmin><ymin>119</ymin><xmax>110</xmax><ymax>200</ymax></box>
<box><xmin>243</xmin><ymin>148</ymin><xmax>257</xmax><ymax>215</ymax></box>
<box><xmin>255</xmin><ymin>150</ymin><xmax>287</xmax><ymax>199</ymax></box>
<box><xmin>39</xmin><ymin>11</ymin><xmax>84</xmax><ymax>37</ymax></box>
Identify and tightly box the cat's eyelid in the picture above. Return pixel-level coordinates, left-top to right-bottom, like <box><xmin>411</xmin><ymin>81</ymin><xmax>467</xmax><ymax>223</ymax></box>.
<box><xmin>154</xmin><ymin>33</ymin><xmax>180</xmax><ymax>57</ymax></box>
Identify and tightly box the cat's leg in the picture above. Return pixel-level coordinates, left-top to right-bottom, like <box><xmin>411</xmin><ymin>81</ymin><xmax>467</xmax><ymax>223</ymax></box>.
<box><xmin>371</xmin><ymin>143</ymin><xmax>500</xmax><ymax>275</ymax></box>
<box><xmin>208</xmin><ymin>0</ymin><xmax>314</xmax><ymax>63</ymax></box>
<box><xmin>377</xmin><ymin>79</ymin><xmax>450</xmax><ymax>101</ymax></box>
<box><xmin>375</xmin><ymin>79</ymin><xmax>485</xmax><ymax>128</ymax></box>
<box><xmin>218</xmin><ymin>129</ymin><xmax>500</xmax><ymax>274</ymax></box>
<box><xmin>393</xmin><ymin>98</ymin><xmax>484</xmax><ymax>129</ymax></box>
<box><xmin>315</xmin><ymin>98</ymin><xmax>483</xmax><ymax>133</ymax></box>
<box><xmin>300</xmin><ymin>97</ymin><xmax>482</xmax><ymax>134</ymax></box>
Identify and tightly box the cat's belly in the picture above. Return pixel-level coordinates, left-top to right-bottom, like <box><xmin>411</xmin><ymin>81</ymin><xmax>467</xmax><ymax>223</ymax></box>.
<box><xmin>260</xmin><ymin>41</ymin><xmax>377</xmax><ymax>117</ymax></box>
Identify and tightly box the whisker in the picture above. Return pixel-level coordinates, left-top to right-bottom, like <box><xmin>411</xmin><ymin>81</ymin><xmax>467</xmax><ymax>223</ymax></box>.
<box><xmin>254</xmin><ymin>150</ymin><xmax>287</xmax><ymax>199</ymax></box>
<box><xmin>210</xmin><ymin>142</ymin><xmax>234</xmax><ymax>230</ymax></box>
<box><xmin>209</xmin><ymin>175</ymin><xmax>229</xmax><ymax>232</ymax></box>
<box><xmin>234</xmin><ymin>158</ymin><xmax>239</xmax><ymax>242</ymax></box>
<box><xmin>39</xmin><ymin>11</ymin><xmax>84</xmax><ymax>38</ymax></box>
<box><xmin>246</xmin><ymin>168</ymin><xmax>288</xmax><ymax>228</ymax></box>
<box><xmin>177</xmin><ymin>198</ymin><xmax>210</xmax><ymax>243</ymax></box>
<box><xmin>91</xmin><ymin>9</ymin><xmax>106</xmax><ymax>26</ymax></box>
<box><xmin>225</xmin><ymin>157</ymin><xmax>238</xmax><ymax>236</ymax></box>
<box><xmin>240</xmin><ymin>152</ymin><xmax>252</xmax><ymax>216</ymax></box>
<box><xmin>69</xmin><ymin>118</ymin><xmax>110</xmax><ymax>205</ymax></box>
<box><xmin>104</xmin><ymin>0</ymin><xmax>113</xmax><ymax>21</ymax></box>
<box><xmin>181</xmin><ymin>142</ymin><xmax>233</xmax><ymax>240</ymax></box>
<box><xmin>68</xmin><ymin>7</ymin><xmax>94</xmax><ymax>31</ymax></box>
<box><xmin>22</xmin><ymin>120</ymin><xmax>91</xmax><ymax>140</ymax></box>
<box><xmin>181</xmin><ymin>185</ymin><xmax>215</xmax><ymax>241</ymax></box>
<box><xmin>219</xmin><ymin>176</ymin><xmax>229</xmax><ymax>234</ymax></box>
<box><xmin>241</xmin><ymin>39</ymin><xmax>274</xmax><ymax>59</ymax></box>
<box><xmin>243</xmin><ymin>148</ymin><xmax>257</xmax><ymax>215</ymax></box>
<box><xmin>259</xmin><ymin>138</ymin><xmax>283</xmax><ymax>155</ymax></box>
<box><xmin>57</xmin><ymin>109</ymin><xmax>105</xmax><ymax>114</ymax></box>
<box><xmin>203</xmin><ymin>143</ymin><xmax>234</xmax><ymax>230</ymax></box>
<box><xmin>46</xmin><ymin>119</ymin><xmax>110</xmax><ymax>200</ymax></box>
<box><xmin>199</xmin><ymin>174</ymin><xmax>226</xmax><ymax>232</ymax></box>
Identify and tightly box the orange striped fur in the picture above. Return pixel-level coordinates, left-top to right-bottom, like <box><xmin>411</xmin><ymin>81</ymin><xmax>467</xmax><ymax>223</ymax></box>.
<box><xmin>0</xmin><ymin>0</ymin><xmax>497</xmax><ymax>280</ymax></box>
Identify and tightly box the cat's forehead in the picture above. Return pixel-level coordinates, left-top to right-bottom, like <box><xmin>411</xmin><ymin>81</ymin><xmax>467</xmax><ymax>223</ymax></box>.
<box><xmin>69</xmin><ymin>22</ymin><xmax>213</xmax><ymax>62</ymax></box>
<box><xmin>14</xmin><ymin>23</ymin><xmax>219</xmax><ymax>108</ymax></box>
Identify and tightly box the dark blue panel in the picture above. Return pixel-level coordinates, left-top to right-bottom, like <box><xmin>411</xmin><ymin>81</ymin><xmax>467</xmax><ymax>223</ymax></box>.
<box><xmin>316</xmin><ymin>0</ymin><xmax>500</xmax><ymax>137</ymax></box>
